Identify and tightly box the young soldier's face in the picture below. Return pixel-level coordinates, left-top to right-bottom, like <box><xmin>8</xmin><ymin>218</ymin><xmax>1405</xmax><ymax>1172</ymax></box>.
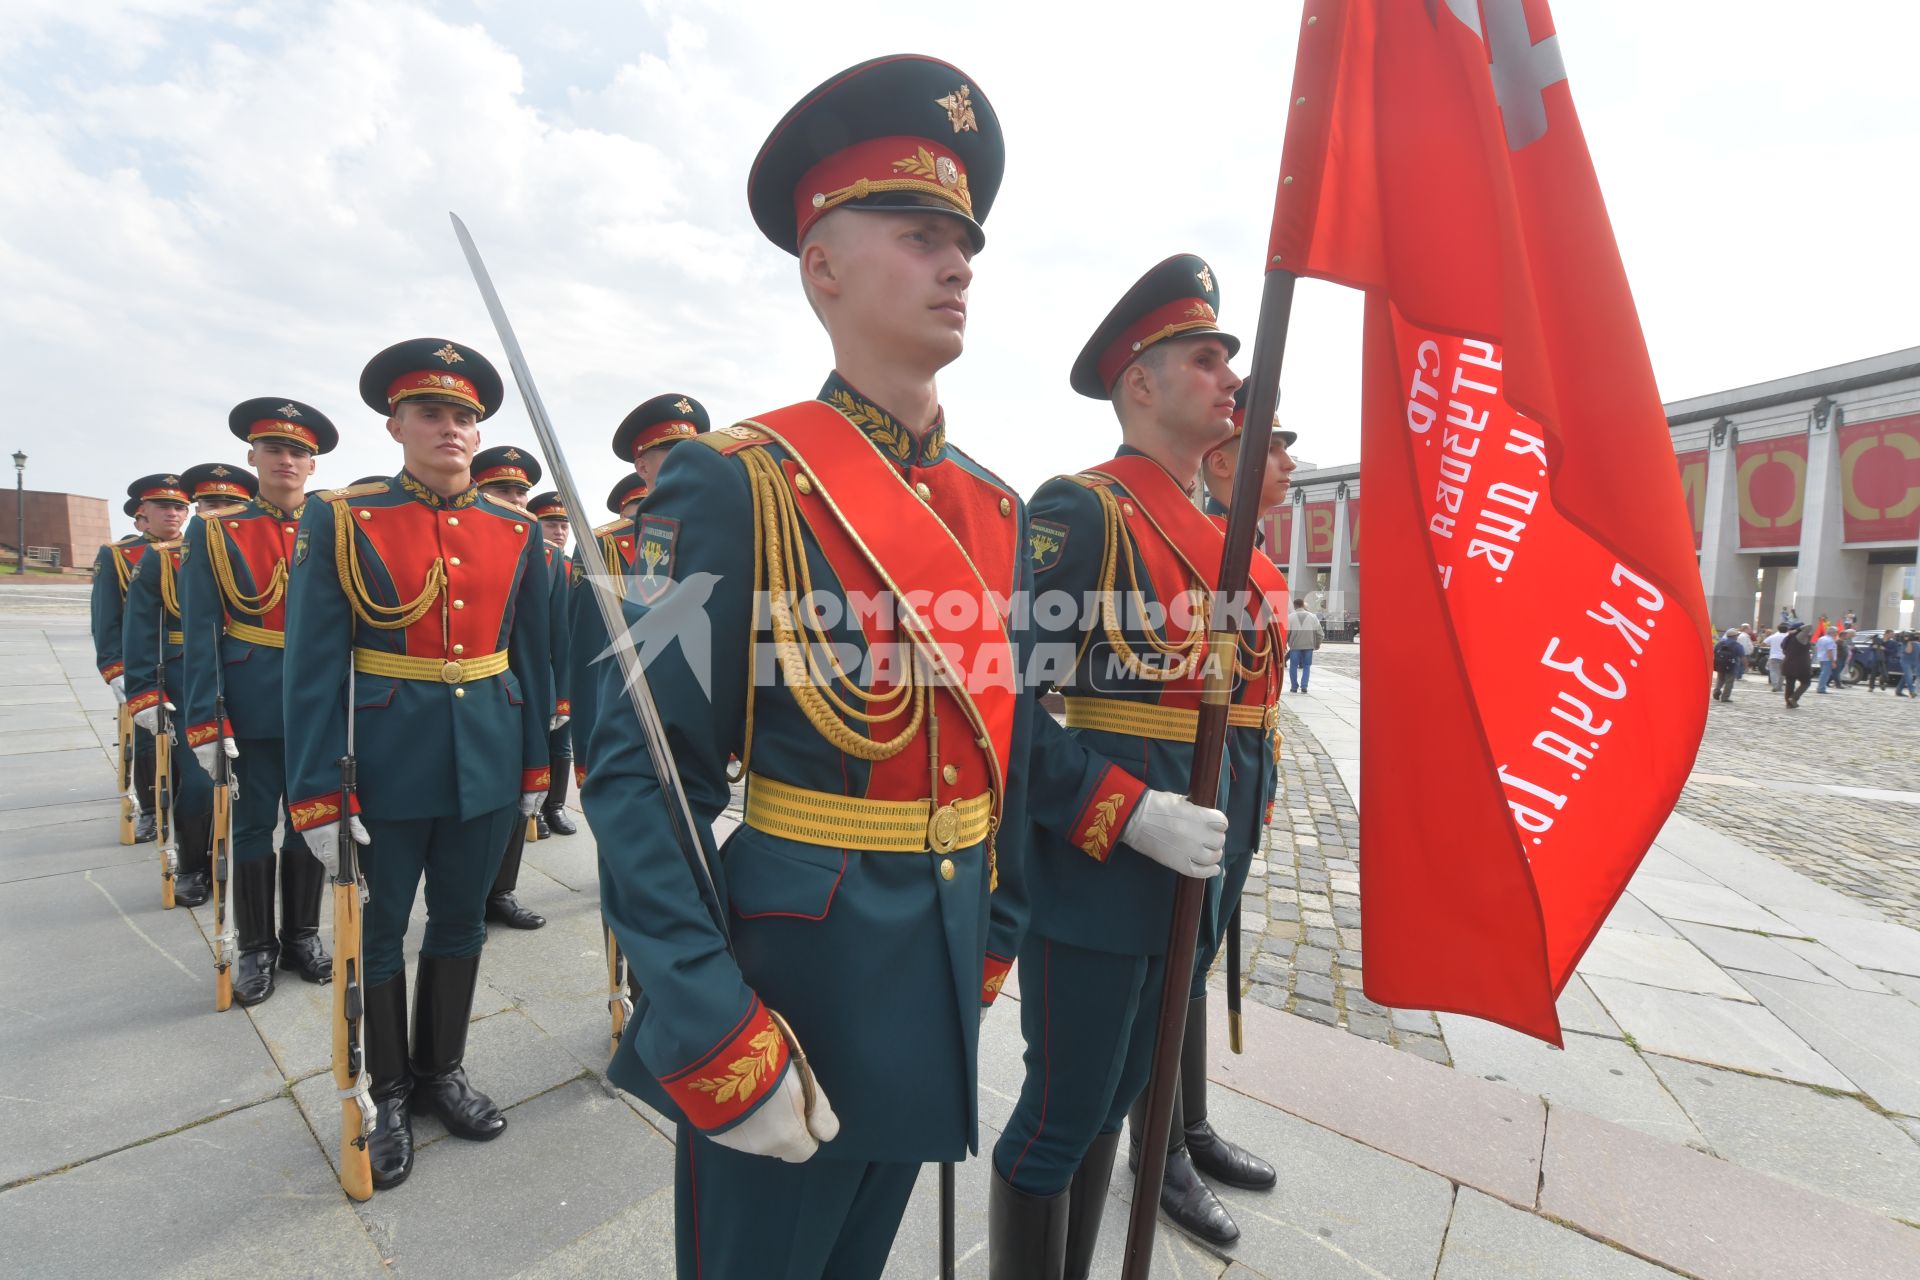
<box><xmin>388</xmin><ymin>400</ymin><xmax>481</xmax><ymax>474</ymax></box>
<box><xmin>142</xmin><ymin>501</ymin><xmax>187</xmax><ymax>539</ymax></box>
<box><xmin>1205</xmin><ymin>435</ymin><xmax>1294</xmax><ymax>511</ymax></box>
<box><xmin>195</xmin><ymin>498</ymin><xmax>244</xmax><ymax>518</ymax></box>
<box><xmin>1152</xmin><ymin>338</ymin><xmax>1240</xmax><ymax>447</ymax></box>
<box><xmin>539</xmin><ymin>517</ymin><xmax>568</xmax><ymax>547</ymax></box>
<box><xmin>248</xmin><ymin>440</ymin><xmax>317</xmax><ymax>491</ymax></box>
<box><xmin>828</xmin><ymin>211</ymin><xmax>975</xmax><ymax>369</ymax></box>
<box><xmin>480</xmin><ymin>483</ymin><xmax>528</xmax><ymax>506</ymax></box>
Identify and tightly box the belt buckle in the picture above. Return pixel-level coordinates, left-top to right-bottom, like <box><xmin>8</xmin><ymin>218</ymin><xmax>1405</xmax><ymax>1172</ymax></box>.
<box><xmin>927</xmin><ymin>803</ymin><xmax>961</xmax><ymax>854</ymax></box>
<box><xmin>440</xmin><ymin>659</ymin><xmax>465</xmax><ymax>685</ymax></box>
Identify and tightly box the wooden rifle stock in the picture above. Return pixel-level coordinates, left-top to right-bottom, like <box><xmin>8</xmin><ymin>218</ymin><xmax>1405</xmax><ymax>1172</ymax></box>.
<box><xmin>210</xmin><ymin>693</ymin><xmax>234</xmax><ymax>1012</ymax></box>
<box><xmin>154</xmin><ymin>703</ymin><xmax>175</xmax><ymax>910</ymax></box>
<box><xmin>606</xmin><ymin>924</ymin><xmax>631</xmax><ymax>1058</ymax></box>
<box><xmin>331</xmin><ymin>742</ymin><xmax>375</xmax><ymax>1201</ymax></box>
<box><xmin>117</xmin><ymin>704</ymin><xmax>136</xmax><ymax>845</ymax></box>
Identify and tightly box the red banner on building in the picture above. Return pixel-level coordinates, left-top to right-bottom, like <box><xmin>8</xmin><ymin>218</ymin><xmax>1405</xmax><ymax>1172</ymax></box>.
<box><xmin>1303</xmin><ymin>500</ymin><xmax>1337</xmax><ymax>565</ymax></box>
<box><xmin>1675</xmin><ymin>448</ymin><xmax>1706</xmax><ymax>550</ymax></box>
<box><xmin>1839</xmin><ymin>413</ymin><xmax>1920</xmax><ymax>544</ymax></box>
<box><xmin>1734</xmin><ymin>436</ymin><xmax>1806</xmax><ymax>549</ymax></box>
<box><xmin>1348</xmin><ymin>496</ymin><xmax>1362</xmax><ymax>562</ymax></box>
<box><xmin>1269</xmin><ymin>0</ymin><xmax>1710</xmax><ymax>1043</ymax></box>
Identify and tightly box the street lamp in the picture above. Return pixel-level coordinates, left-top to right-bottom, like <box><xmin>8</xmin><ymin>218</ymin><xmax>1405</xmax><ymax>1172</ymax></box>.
<box><xmin>11</xmin><ymin>451</ymin><xmax>23</xmax><ymax>576</ymax></box>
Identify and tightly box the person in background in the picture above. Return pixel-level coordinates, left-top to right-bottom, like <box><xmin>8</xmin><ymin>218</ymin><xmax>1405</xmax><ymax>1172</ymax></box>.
<box><xmin>1883</xmin><ymin>630</ymin><xmax>1906</xmax><ymax>694</ymax></box>
<box><xmin>1735</xmin><ymin>624</ymin><xmax>1755</xmax><ymax>681</ymax></box>
<box><xmin>1783</xmin><ymin>625</ymin><xmax>1813</xmax><ymax>707</ymax></box>
<box><xmin>1814</xmin><ymin>627</ymin><xmax>1839</xmax><ymax>694</ymax></box>
<box><xmin>1897</xmin><ymin>631</ymin><xmax>1920</xmax><ymax>699</ymax></box>
<box><xmin>1835</xmin><ymin>628</ymin><xmax>1854</xmax><ymax>688</ymax></box>
<box><xmin>1762</xmin><ymin>623</ymin><xmax>1789</xmax><ymax>692</ymax></box>
<box><xmin>1285</xmin><ymin>597</ymin><xmax>1323</xmax><ymax>694</ymax></box>
<box><xmin>1711</xmin><ymin>629</ymin><xmax>1743</xmax><ymax>703</ymax></box>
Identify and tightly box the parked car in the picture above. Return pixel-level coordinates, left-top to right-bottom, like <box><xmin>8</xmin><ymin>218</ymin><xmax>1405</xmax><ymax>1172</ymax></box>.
<box><xmin>1843</xmin><ymin>629</ymin><xmax>1892</xmax><ymax>687</ymax></box>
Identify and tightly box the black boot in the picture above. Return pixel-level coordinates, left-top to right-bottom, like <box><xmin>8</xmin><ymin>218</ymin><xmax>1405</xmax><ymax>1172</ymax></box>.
<box><xmin>485</xmin><ymin>820</ymin><xmax>546</xmax><ymax>930</ymax></box>
<box><xmin>134</xmin><ymin>811</ymin><xmax>157</xmax><ymax>844</ymax></box>
<box><xmin>410</xmin><ymin>954</ymin><xmax>507</xmax><ymax>1141</ymax></box>
<box><xmin>231</xmin><ymin>858</ymin><xmax>279</xmax><ymax>1006</ymax></box>
<box><xmin>1183</xmin><ymin>995</ymin><xmax>1276</xmax><ymax>1190</ymax></box>
<box><xmin>542</xmin><ymin>757</ymin><xmax>578</xmax><ymax>836</ymax></box>
<box><xmin>366</xmin><ymin>973</ymin><xmax>414</xmax><ymax>1189</ymax></box>
<box><xmin>534</xmin><ymin>812</ymin><xmax>550</xmax><ymax>840</ymax></box>
<box><xmin>989</xmin><ymin>1163</ymin><xmax>1069</xmax><ymax>1280</ymax></box>
<box><xmin>1128</xmin><ymin>1085</ymin><xmax>1239</xmax><ymax>1247</ymax></box>
<box><xmin>1064</xmin><ymin>1130</ymin><xmax>1120</xmax><ymax>1280</ymax></box>
<box><xmin>173</xmin><ymin>812</ymin><xmax>212</xmax><ymax>907</ymax></box>
<box><xmin>277</xmin><ymin>848</ymin><xmax>333</xmax><ymax>982</ymax></box>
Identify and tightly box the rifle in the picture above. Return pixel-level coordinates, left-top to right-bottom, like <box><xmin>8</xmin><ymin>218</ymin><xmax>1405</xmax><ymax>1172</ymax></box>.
<box><xmin>606</xmin><ymin>923</ymin><xmax>632</xmax><ymax>1059</ymax></box>
<box><xmin>1121</xmin><ymin>266</ymin><xmax>1299</xmax><ymax>1277</ymax></box>
<box><xmin>155</xmin><ymin>618</ymin><xmax>177</xmax><ymax>910</ymax></box>
<box><xmin>210</xmin><ymin>683</ymin><xmax>237</xmax><ymax>1011</ymax></box>
<box><xmin>117</xmin><ymin>702</ymin><xmax>136</xmax><ymax>845</ymax></box>
<box><xmin>331</xmin><ymin>655</ymin><xmax>376</xmax><ymax>1201</ymax></box>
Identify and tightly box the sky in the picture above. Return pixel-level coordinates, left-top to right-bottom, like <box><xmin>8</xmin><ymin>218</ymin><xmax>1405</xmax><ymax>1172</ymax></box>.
<box><xmin>4</xmin><ymin>0</ymin><xmax>1917</xmax><ymax>530</ymax></box>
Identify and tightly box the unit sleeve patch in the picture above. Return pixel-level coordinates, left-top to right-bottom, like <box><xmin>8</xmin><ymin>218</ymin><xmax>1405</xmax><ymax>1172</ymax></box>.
<box><xmin>1027</xmin><ymin>519</ymin><xmax>1069</xmax><ymax>573</ymax></box>
<box><xmin>634</xmin><ymin>514</ymin><xmax>679</xmax><ymax>605</ymax></box>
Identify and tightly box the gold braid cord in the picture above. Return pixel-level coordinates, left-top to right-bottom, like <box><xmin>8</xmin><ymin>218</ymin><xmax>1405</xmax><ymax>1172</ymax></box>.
<box><xmin>1090</xmin><ymin>485</ymin><xmax>1207</xmax><ymax>682</ymax></box>
<box><xmin>329</xmin><ymin>497</ymin><xmax>445</xmax><ymax>630</ymax></box>
<box><xmin>111</xmin><ymin>544</ymin><xmax>135</xmax><ymax>594</ymax></box>
<box><xmin>158</xmin><ymin>547</ymin><xmax>183</xmax><ymax>622</ymax></box>
<box><xmin>204</xmin><ymin>517</ymin><xmax>287</xmax><ymax>617</ymax></box>
<box><xmin>739</xmin><ymin>448</ymin><xmax>924</xmax><ymax>762</ymax></box>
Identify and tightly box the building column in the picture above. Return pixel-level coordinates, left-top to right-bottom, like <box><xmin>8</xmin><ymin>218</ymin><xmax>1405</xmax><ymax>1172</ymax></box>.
<box><xmin>1797</xmin><ymin>397</ymin><xmax>1869</xmax><ymax>624</ymax></box>
<box><xmin>1327</xmin><ymin>482</ymin><xmax>1357</xmax><ymax>635</ymax></box>
<box><xmin>1287</xmin><ymin>489</ymin><xmax>1308</xmax><ymax>606</ymax></box>
<box><xmin>1697</xmin><ymin>416</ymin><xmax>1748</xmax><ymax>626</ymax></box>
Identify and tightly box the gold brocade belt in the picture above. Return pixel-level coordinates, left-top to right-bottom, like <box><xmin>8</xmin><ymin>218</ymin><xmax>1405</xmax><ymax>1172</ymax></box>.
<box><xmin>744</xmin><ymin>772</ymin><xmax>992</xmax><ymax>855</ymax></box>
<box><xmin>225</xmin><ymin>621</ymin><xmax>284</xmax><ymax>649</ymax></box>
<box><xmin>1062</xmin><ymin>696</ymin><xmax>1276</xmax><ymax>743</ymax></box>
<box><xmin>352</xmin><ymin>647</ymin><xmax>510</xmax><ymax>684</ymax></box>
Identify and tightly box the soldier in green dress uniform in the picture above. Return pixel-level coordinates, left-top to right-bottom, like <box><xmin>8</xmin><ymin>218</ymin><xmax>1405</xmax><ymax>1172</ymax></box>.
<box><xmin>282</xmin><ymin>338</ymin><xmax>553</xmax><ymax>1189</ymax></box>
<box><xmin>177</xmin><ymin>405</ymin><xmax>341</xmax><ymax>1004</ymax></box>
<box><xmin>526</xmin><ymin>488</ymin><xmax>578</xmax><ymax>839</ymax></box>
<box><xmin>92</xmin><ymin>494</ymin><xmax>162</xmax><ymax>842</ymax></box>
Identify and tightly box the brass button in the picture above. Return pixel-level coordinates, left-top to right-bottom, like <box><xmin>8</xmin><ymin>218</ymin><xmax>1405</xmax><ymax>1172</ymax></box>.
<box><xmin>227</xmin><ymin>521</ymin><xmax>239</xmax><ymax>530</ymax></box>
<box><xmin>1122</xmin><ymin>502</ymin><xmax>1134</xmax><ymax>516</ymax></box>
<box><xmin>795</xmin><ymin>474</ymin><xmax>813</xmax><ymax>495</ymax></box>
<box><xmin>284</xmin><ymin>526</ymin><xmax>295</xmax><ymax>535</ymax></box>
<box><xmin>449</xmin><ymin>556</ymin><xmax>461</xmax><ymax>566</ymax></box>
<box><xmin>357</xmin><ymin>510</ymin><xmax>371</xmax><ymax>520</ymax></box>
<box><xmin>453</xmin><ymin>687</ymin><xmax>466</xmax><ymax>699</ymax></box>
<box><xmin>999</xmin><ymin>498</ymin><xmax>1011</xmax><ymax>516</ymax></box>
<box><xmin>453</xmin><ymin>643</ymin><xmax>465</xmax><ymax>655</ymax></box>
<box><xmin>914</xmin><ymin>482</ymin><xmax>931</xmax><ymax>502</ymax></box>
<box><xmin>513</xmin><ymin>523</ymin><xmax>525</xmax><ymax>533</ymax></box>
<box><xmin>939</xmin><ymin>858</ymin><xmax>956</xmax><ymax>881</ymax></box>
<box><xmin>453</xmin><ymin>599</ymin><xmax>465</xmax><ymax>610</ymax></box>
<box><xmin>447</xmin><ymin>516</ymin><xmax>459</xmax><ymax>526</ymax></box>
<box><xmin>942</xmin><ymin>764</ymin><xmax>959</xmax><ymax>785</ymax></box>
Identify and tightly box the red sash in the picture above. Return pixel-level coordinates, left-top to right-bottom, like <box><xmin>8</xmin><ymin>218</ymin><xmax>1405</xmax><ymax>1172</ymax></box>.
<box><xmin>745</xmin><ymin>402</ymin><xmax>1018</xmax><ymax>813</ymax></box>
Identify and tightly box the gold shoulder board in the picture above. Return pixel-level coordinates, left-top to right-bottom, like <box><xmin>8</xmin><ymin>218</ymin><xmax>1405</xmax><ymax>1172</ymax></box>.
<box><xmin>322</xmin><ymin>481</ymin><xmax>390</xmax><ymax>501</ymax></box>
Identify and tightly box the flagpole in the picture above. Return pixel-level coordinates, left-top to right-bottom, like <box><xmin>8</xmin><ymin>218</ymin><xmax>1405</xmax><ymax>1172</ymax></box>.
<box><xmin>1121</xmin><ymin>264</ymin><xmax>1298</xmax><ymax>1279</ymax></box>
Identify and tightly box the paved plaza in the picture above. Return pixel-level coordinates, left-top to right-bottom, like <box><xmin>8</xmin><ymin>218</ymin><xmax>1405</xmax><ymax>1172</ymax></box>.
<box><xmin>5</xmin><ymin>591</ymin><xmax>1920</xmax><ymax>1278</ymax></box>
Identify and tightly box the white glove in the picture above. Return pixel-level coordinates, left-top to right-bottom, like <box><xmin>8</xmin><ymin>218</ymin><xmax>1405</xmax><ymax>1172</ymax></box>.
<box><xmin>306</xmin><ymin>815</ymin><xmax>370</xmax><ymax>880</ymax></box>
<box><xmin>109</xmin><ymin>675</ymin><xmax>126</xmax><ymax>704</ymax></box>
<box><xmin>1121</xmin><ymin>790</ymin><xmax>1227</xmax><ymax>879</ymax></box>
<box><xmin>518</xmin><ymin>790</ymin><xmax>547</xmax><ymax>816</ymax></box>
<box><xmin>708</xmin><ymin>1064</ymin><xmax>840</xmax><ymax>1163</ymax></box>
<box><xmin>549</xmin><ymin>713</ymin><xmax>570</xmax><ymax>731</ymax></box>
<box><xmin>193</xmin><ymin>736</ymin><xmax>240</xmax><ymax>776</ymax></box>
<box><xmin>133</xmin><ymin>705</ymin><xmax>158</xmax><ymax>734</ymax></box>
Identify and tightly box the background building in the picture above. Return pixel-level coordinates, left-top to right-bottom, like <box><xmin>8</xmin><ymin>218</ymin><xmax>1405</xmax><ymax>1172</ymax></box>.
<box><xmin>1269</xmin><ymin>346</ymin><xmax>1920</xmax><ymax>634</ymax></box>
<box><xmin>0</xmin><ymin>489</ymin><xmax>111</xmax><ymax>572</ymax></box>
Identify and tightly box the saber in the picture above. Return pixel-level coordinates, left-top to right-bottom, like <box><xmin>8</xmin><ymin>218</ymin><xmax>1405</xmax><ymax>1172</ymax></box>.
<box><xmin>450</xmin><ymin>213</ymin><xmax>724</xmax><ymax>937</ymax></box>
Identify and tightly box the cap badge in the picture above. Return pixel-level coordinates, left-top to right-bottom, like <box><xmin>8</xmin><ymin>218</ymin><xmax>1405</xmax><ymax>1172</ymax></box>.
<box><xmin>504</xmin><ymin>448</ymin><xmax>521</xmax><ymax>460</ymax></box>
<box><xmin>278</xmin><ymin>403</ymin><xmax>301</xmax><ymax>418</ymax></box>
<box><xmin>1196</xmin><ymin>265</ymin><xmax>1214</xmax><ymax>292</ymax></box>
<box><xmin>936</xmin><ymin>85</ymin><xmax>978</xmax><ymax>134</ymax></box>
<box><xmin>674</xmin><ymin>398</ymin><xmax>693</xmax><ymax>415</ymax></box>
<box><xmin>162</xmin><ymin>475</ymin><xmax>180</xmax><ymax>485</ymax></box>
<box><xmin>429</xmin><ymin>374</ymin><xmax>461</xmax><ymax>390</ymax></box>
<box><xmin>432</xmin><ymin>343</ymin><xmax>465</xmax><ymax>365</ymax></box>
<box><xmin>211</xmin><ymin>465</ymin><xmax>231</xmax><ymax>476</ymax></box>
<box><xmin>935</xmin><ymin>155</ymin><xmax>959</xmax><ymax>188</ymax></box>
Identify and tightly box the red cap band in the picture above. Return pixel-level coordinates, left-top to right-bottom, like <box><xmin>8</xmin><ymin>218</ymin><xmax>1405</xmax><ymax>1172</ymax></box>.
<box><xmin>387</xmin><ymin>371</ymin><xmax>484</xmax><ymax>413</ymax></box>
<box><xmin>631</xmin><ymin>419</ymin><xmax>701</xmax><ymax>459</ymax></box>
<box><xmin>793</xmin><ymin>134</ymin><xmax>972</xmax><ymax>246</ymax></box>
<box><xmin>248</xmin><ymin>419</ymin><xmax>319</xmax><ymax>450</ymax></box>
<box><xmin>1096</xmin><ymin>297</ymin><xmax>1222</xmax><ymax>392</ymax></box>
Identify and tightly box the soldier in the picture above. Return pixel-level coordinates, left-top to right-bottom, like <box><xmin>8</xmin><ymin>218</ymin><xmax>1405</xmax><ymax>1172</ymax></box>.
<box><xmin>469</xmin><ymin>443</ymin><xmax>558</xmax><ymax>931</ymax></box>
<box><xmin>124</xmin><ymin>472</ymin><xmax>215</xmax><ymax>906</ymax></box>
<box><xmin>92</xmin><ymin>494</ymin><xmax>161</xmax><ymax>842</ymax></box>
<box><xmin>283</xmin><ymin>338</ymin><xmax>553</xmax><ymax>1190</ymax></box>
<box><xmin>526</xmin><ymin>489</ymin><xmax>577</xmax><ymax>840</ymax></box>
<box><xmin>579</xmin><ymin>56</ymin><xmax>1037</xmax><ymax>1278</ymax></box>
<box><xmin>1120</xmin><ymin>384</ymin><xmax>1298</xmax><ymax>1243</ymax></box>
<box><xmin>177</xmin><ymin>407</ymin><xmax>340</xmax><ymax>1005</ymax></box>
<box><xmin>991</xmin><ymin>255</ymin><xmax>1241</xmax><ymax>1272</ymax></box>
<box><xmin>567</xmin><ymin>396</ymin><xmax>706</xmax><ymax>800</ymax></box>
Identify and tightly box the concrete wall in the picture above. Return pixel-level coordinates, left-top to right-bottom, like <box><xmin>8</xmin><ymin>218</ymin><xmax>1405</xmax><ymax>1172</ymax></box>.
<box><xmin>0</xmin><ymin>490</ymin><xmax>114</xmax><ymax>571</ymax></box>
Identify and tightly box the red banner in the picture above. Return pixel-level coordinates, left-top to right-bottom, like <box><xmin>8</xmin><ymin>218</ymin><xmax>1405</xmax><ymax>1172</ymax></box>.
<box><xmin>1675</xmin><ymin>448</ymin><xmax>1706</xmax><ymax>550</ymax></box>
<box><xmin>1269</xmin><ymin>0</ymin><xmax>1710</xmax><ymax>1043</ymax></box>
<box><xmin>1735</xmin><ymin>435</ymin><xmax>1806</xmax><ymax>549</ymax></box>
<box><xmin>1840</xmin><ymin>413</ymin><xmax>1920</xmax><ymax>544</ymax></box>
<box><xmin>1272</xmin><ymin>506</ymin><xmax>1296</xmax><ymax>567</ymax></box>
<box><xmin>1303</xmin><ymin>500</ymin><xmax>1337</xmax><ymax>565</ymax></box>
<box><xmin>1347</xmin><ymin>496</ymin><xmax>1362</xmax><ymax>562</ymax></box>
